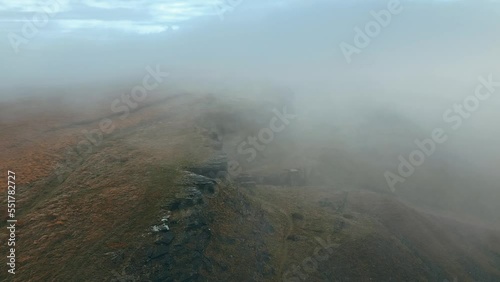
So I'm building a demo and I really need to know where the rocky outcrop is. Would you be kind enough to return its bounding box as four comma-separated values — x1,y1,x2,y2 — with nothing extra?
144,154,228,281
188,154,228,180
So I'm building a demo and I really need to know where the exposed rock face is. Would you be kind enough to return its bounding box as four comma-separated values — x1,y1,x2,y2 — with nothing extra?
144,154,228,281
155,232,174,245
181,172,218,194
188,153,228,180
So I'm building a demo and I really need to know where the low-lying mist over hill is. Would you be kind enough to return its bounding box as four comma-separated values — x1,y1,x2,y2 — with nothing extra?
1,0,500,281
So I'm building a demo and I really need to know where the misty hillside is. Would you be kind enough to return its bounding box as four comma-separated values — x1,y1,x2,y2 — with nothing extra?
2,0,500,281
2,90,500,282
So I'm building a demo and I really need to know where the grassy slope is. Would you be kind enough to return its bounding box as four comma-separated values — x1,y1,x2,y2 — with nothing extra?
2,92,500,281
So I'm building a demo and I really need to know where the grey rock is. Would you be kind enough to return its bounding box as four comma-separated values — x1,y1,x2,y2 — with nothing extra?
148,245,170,259
155,232,175,245
188,154,228,179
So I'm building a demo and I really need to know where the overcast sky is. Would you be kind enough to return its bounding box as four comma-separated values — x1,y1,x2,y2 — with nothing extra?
1,0,499,90
0,0,290,35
